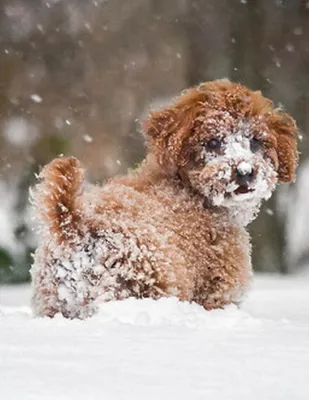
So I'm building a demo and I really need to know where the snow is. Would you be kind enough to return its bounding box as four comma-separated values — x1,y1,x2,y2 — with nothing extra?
1,275,309,400
236,160,252,175
30,94,43,103
3,117,38,147
82,134,93,143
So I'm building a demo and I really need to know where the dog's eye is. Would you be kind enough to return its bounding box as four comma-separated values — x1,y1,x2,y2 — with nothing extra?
206,138,222,151
250,137,261,153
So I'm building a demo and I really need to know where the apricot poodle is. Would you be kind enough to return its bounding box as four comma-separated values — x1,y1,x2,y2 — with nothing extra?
31,80,298,319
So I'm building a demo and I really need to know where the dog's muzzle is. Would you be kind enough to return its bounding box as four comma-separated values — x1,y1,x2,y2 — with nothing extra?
233,161,256,194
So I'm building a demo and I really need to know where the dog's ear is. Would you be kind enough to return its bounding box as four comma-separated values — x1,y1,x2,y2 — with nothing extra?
143,91,205,173
269,112,299,183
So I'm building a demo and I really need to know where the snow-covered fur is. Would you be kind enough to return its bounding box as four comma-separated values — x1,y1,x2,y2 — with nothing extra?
31,80,298,319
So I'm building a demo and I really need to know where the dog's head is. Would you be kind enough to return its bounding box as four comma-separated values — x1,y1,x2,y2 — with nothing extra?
144,80,298,221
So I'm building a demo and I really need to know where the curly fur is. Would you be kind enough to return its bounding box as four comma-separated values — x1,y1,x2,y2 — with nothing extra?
31,80,298,319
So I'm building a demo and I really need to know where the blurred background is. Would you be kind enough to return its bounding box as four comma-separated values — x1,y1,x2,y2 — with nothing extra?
0,0,308,283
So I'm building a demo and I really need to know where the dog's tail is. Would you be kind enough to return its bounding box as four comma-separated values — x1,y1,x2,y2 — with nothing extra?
31,157,84,244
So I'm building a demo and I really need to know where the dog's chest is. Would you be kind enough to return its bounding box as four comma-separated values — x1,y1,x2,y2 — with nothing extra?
171,207,250,273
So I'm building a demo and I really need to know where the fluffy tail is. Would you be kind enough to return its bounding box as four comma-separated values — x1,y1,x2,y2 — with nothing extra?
31,157,84,244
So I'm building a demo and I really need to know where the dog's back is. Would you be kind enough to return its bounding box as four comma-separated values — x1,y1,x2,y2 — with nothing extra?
31,157,196,318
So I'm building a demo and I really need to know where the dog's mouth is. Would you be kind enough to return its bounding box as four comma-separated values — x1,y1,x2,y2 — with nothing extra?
225,184,255,199
234,185,254,195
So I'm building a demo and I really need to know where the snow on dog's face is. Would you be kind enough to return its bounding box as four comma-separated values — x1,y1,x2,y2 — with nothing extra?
145,80,298,224
185,110,278,212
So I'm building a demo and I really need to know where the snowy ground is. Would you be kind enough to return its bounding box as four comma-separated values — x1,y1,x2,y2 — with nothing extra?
1,275,309,400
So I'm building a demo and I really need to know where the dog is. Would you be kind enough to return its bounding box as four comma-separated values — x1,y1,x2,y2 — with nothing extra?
31,80,298,319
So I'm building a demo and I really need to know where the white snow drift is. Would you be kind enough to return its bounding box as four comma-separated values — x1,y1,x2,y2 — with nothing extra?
1,275,309,400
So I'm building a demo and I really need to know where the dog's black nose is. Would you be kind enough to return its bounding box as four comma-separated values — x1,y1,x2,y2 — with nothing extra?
236,165,255,185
